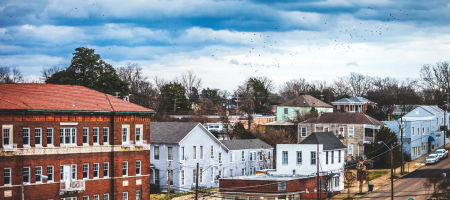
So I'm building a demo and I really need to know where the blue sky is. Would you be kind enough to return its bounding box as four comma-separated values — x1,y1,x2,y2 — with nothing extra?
1,0,449,90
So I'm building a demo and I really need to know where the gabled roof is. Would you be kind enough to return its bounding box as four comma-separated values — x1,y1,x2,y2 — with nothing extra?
332,96,374,104
300,132,346,150
302,112,385,126
221,139,273,150
150,122,200,144
401,105,444,121
0,83,154,113
280,95,332,108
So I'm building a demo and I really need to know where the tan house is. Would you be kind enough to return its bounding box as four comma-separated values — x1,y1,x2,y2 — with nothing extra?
298,112,385,161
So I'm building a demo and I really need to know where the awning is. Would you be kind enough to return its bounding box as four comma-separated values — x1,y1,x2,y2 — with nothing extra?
428,136,435,142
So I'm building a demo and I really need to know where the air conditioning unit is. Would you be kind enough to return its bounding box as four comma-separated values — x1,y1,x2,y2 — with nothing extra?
3,144,17,152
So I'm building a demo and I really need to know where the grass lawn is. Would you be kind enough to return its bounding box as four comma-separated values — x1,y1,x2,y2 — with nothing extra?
367,169,390,181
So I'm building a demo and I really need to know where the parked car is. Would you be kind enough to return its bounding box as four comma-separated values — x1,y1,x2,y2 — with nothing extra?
425,154,439,165
435,149,448,160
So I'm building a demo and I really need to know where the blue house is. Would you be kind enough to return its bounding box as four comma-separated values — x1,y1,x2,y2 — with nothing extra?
384,105,449,160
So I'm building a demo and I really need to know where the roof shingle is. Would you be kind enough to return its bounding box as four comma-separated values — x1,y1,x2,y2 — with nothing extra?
0,84,153,113
221,139,273,150
302,112,385,126
280,95,332,108
299,132,346,150
150,122,200,144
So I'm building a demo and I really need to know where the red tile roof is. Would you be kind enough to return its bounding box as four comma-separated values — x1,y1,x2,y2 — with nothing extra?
0,84,154,113
302,112,385,125
280,95,332,108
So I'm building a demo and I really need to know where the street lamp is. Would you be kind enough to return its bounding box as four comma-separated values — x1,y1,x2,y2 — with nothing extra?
378,141,394,200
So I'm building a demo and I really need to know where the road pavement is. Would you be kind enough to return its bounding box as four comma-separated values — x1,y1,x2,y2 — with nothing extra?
360,156,450,200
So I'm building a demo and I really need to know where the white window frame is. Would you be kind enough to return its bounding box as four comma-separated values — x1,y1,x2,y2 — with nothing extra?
181,146,185,160
154,146,160,160
60,127,77,146
193,146,197,159
35,166,42,183
338,126,344,136
135,124,143,143
23,167,30,184
71,164,77,180
200,145,204,159
210,145,214,159
83,163,89,179
2,125,13,147
103,127,109,145
47,166,54,182
93,194,99,200
4,168,11,186
122,161,128,177
121,125,130,145
348,144,354,156
230,152,234,163
219,152,222,163
23,128,30,147
348,126,354,137
103,162,109,178
282,151,288,165
199,168,203,183
210,168,214,182
301,127,307,137
83,196,89,200
296,151,302,165
123,192,128,200
35,128,42,147
168,146,173,161
93,127,99,145
46,128,54,146
104,193,109,200
311,151,316,165
82,127,89,145
241,151,245,161
93,163,99,179
136,160,141,176
181,170,185,186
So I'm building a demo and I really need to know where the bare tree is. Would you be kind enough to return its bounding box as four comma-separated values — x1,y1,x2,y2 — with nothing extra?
178,71,202,99
117,63,158,108
279,78,311,101
0,66,23,83
332,77,352,98
348,72,372,96
420,62,450,106
42,66,64,81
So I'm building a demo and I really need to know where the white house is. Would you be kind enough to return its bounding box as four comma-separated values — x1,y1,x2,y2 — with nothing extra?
275,132,346,192
150,122,273,193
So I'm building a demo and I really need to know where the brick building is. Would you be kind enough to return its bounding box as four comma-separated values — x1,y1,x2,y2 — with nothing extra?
0,84,154,200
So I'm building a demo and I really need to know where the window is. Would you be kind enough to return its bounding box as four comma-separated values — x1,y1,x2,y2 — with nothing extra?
241,168,245,175
136,160,141,175
230,169,234,177
83,127,89,144
168,170,173,185
230,152,234,162
35,166,42,183
193,146,197,159
135,125,142,142
122,161,128,176
136,190,142,200
60,166,64,181
278,182,286,191
71,165,77,180
311,151,316,165
348,144,354,156
83,196,89,200
326,151,329,165
210,145,214,158
181,170,185,185
93,127,99,144
2,126,12,147
348,126,354,137
301,127,307,137
210,168,214,182
200,168,203,183
338,126,344,136
200,146,203,159
335,176,340,187
250,152,254,161
60,128,77,145
47,166,54,182
4,168,11,185
23,128,30,146
258,152,263,161
104,193,109,200
46,128,53,146
122,192,128,200
83,164,89,179
122,125,129,144
93,195,99,200
154,146,160,160
103,127,109,144
338,150,341,163
241,151,245,161
181,146,185,160
23,167,30,184
411,127,415,136
168,147,173,160
35,128,42,146
331,151,334,164
93,163,99,179
282,151,288,165
103,162,109,177
296,151,302,165
284,108,288,114
219,152,222,163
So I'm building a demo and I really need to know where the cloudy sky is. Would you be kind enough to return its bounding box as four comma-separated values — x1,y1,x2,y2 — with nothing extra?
1,0,449,90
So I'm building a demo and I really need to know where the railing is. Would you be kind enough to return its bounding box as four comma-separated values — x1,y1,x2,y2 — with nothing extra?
60,180,85,194
2,144,17,152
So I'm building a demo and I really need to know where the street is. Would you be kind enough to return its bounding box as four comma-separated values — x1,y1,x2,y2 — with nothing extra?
361,156,450,200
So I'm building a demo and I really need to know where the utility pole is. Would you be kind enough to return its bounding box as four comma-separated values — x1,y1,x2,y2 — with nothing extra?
444,93,448,149
173,99,177,112
390,143,394,200
166,161,172,200
400,107,404,175
316,143,320,200
195,163,200,200
235,96,239,115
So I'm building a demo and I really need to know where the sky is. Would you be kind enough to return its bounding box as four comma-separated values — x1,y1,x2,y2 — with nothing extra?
0,0,449,91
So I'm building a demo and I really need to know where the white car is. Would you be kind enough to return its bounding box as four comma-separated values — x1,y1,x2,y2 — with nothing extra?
435,149,448,160
426,154,439,165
